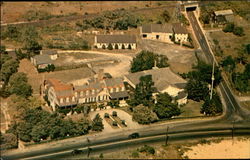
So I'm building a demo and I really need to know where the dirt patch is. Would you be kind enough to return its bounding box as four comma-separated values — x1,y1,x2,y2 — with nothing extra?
183,138,250,159
1,1,175,23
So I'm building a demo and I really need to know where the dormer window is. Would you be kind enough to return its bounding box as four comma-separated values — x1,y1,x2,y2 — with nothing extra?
72,97,75,102
92,89,95,94
86,90,89,95
66,97,69,103
75,92,78,97
80,91,83,96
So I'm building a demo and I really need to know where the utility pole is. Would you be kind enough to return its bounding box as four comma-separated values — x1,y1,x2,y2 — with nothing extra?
232,119,235,145
210,59,215,100
165,126,169,146
86,137,91,157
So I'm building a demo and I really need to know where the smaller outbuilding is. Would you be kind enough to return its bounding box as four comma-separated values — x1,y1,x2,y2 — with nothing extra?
214,9,234,24
40,50,58,60
94,34,136,49
172,23,189,43
31,54,53,69
140,24,173,43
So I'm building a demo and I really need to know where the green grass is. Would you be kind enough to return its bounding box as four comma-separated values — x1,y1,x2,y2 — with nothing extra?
240,101,250,111
179,100,204,118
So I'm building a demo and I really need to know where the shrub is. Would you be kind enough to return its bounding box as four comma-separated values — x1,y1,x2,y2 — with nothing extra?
115,44,119,49
223,23,235,32
131,151,139,158
107,43,113,50
233,26,244,36
122,44,125,49
138,145,155,155
128,44,132,49
102,45,106,49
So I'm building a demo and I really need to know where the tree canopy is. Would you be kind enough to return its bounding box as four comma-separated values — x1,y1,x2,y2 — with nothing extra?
153,93,181,119
201,93,222,116
127,75,155,107
132,104,158,124
8,72,32,98
130,50,169,73
185,79,209,102
92,113,104,131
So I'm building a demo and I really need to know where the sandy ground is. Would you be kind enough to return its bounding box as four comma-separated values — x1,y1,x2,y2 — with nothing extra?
183,138,250,159
58,50,133,78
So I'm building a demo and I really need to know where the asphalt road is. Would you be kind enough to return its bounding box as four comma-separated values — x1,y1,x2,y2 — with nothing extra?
2,11,250,160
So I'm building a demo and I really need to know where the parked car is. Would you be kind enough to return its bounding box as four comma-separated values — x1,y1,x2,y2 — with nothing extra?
71,149,83,155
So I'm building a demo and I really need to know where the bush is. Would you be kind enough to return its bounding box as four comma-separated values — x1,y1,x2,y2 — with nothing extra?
128,44,132,49
122,44,125,49
115,44,119,49
102,45,106,49
223,23,235,32
131,151,139,158
233,26,244,36
138,145,155,155
107,43,113,50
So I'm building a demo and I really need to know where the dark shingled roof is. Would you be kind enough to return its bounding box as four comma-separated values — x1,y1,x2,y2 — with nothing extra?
142,24,173,33
110,91,129,99
124,67,187,92
42,50,57,55
104,77,124,87
34,55,52,65
96,35,136,43
172,23,188,34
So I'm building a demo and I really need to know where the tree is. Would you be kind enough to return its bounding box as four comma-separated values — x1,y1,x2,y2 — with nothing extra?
102,45,106,49
92,113,104,131
128,44,132,49
8,72,32,98
0,59,19,83
161,10,170,22
4,25,21,40
188,60,222,87
185,79,209,102
127,75,155,107
0,45,7,54
221,56,236,72
232,72,249,92
223,23,235,32
153,93,181,119
15,48,26,60
115,44,119,49
244,63,250,79
201,93,222,116
107,100,119,108
24,39,42,56
122,44,125,49
245,44,250,54
112,111,117,117
132,104,158,124
130,50,168,73
22,26,39,42
107,43,113,50
236,48,248,65
233,26,244,36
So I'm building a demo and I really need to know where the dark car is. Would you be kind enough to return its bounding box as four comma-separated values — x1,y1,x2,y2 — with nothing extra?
71,149,83,155
128,132,140,139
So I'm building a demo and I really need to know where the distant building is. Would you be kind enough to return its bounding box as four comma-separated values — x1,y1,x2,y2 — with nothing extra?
124,67,188,105
31,54,53,69
172,23,189,43
40,50,58,60
94,35,137,49
140,24,173,43
214,9,234,24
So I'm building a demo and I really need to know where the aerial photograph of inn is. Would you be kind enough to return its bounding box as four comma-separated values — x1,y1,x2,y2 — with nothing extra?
1,1,250,159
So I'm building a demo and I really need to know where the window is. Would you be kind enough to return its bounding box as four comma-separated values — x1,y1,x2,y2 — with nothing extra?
60,98,63,103
142,34,147,38
80,91,83,96
92,89,95,94
86,90,89,95
121,86,125,91
156,35,160,39
75,92,78,97
66,97,69,103
110,88,113,93
72,97,75,102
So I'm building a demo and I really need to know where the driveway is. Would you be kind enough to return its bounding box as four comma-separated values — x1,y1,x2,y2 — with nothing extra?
89,108,143,133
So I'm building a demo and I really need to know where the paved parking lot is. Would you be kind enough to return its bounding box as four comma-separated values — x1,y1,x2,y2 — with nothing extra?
89,108,143,133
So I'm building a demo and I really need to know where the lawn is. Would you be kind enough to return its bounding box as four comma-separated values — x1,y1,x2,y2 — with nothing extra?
240,101,250,112
179,100,204,118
